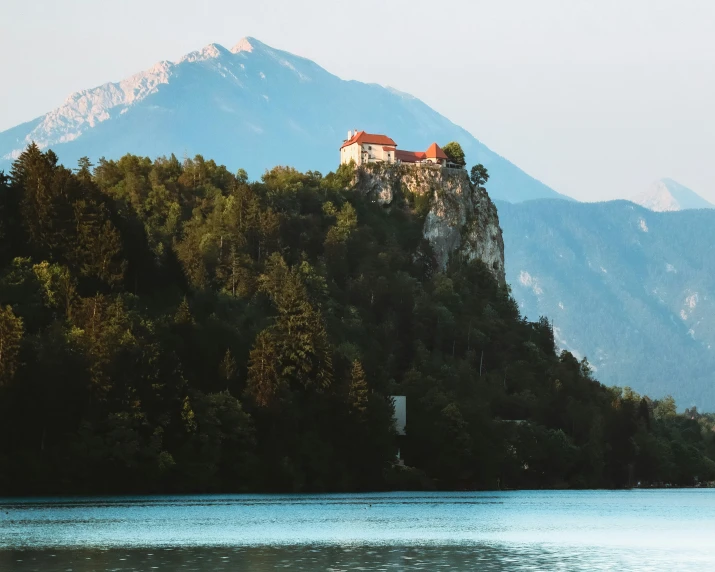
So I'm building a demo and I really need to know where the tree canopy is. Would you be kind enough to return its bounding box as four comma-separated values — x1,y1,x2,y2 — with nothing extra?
470,164,489,190
442,142,466,168
0,146,712,494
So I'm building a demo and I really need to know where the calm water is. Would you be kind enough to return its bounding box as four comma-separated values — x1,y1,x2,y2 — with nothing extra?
1,490,714,571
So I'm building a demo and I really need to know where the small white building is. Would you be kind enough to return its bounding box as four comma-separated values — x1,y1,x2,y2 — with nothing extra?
340,130,397,165
340,131,449,167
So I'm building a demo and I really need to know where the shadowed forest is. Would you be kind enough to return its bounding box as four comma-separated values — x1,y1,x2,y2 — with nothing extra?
0,145,713,494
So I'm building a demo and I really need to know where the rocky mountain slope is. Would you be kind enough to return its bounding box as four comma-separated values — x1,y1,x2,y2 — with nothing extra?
631,178,714,212
354,164,505,283
0,38,566,203
498,198,715,409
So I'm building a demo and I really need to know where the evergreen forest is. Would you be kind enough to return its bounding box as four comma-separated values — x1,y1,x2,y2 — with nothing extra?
0,145,713,494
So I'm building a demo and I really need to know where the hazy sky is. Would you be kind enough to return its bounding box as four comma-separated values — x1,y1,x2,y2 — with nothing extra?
2,0,714,202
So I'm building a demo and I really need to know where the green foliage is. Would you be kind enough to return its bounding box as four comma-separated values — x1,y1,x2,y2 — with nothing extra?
32,261,77,318
10,147,126,290
654,396,677,420
0,145,711,494
0,305,23,385
349,359,369,416
248,254,333,406
442,142,466,168
324,160,356,191
177,391,255,490
470,164,489,190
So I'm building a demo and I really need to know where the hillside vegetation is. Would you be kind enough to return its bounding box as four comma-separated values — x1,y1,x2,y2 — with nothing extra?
0,146,713,494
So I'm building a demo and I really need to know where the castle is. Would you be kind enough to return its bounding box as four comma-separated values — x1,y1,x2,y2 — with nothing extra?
340,131,451,167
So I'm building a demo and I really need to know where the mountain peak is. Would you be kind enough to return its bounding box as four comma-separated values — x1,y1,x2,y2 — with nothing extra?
631,178,714,212
180,42,231,63
231,37,256,54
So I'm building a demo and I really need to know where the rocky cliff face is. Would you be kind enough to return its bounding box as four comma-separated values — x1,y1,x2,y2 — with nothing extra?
355,164,505,284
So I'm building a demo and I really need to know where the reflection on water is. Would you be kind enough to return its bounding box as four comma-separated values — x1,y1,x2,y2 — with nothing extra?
2,545,714,572
1,491,714,571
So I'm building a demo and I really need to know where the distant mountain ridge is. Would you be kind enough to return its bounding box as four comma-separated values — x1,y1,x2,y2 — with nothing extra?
631,178,714,212
0,37,567,203
498,198,715,409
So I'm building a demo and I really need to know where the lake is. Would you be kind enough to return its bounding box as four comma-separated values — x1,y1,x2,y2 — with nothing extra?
1,490,713,570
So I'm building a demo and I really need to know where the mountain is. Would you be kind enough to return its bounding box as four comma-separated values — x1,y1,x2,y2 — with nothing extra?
0,37,567,203
631,178,714,212
498,198,715,410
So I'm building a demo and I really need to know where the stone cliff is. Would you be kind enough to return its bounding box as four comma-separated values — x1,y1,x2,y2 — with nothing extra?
354,164,506,285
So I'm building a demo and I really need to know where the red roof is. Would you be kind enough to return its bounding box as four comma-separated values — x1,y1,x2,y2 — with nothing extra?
425,143,448,160
340,131,397,149
395,150,427,163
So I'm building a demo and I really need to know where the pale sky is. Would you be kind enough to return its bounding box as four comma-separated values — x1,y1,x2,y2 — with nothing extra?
1,0,714,202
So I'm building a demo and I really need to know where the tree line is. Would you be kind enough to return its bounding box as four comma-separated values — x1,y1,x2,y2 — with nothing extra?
0,144,713,494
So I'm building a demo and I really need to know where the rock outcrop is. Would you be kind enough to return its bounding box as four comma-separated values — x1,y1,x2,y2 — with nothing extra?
354,164,505,285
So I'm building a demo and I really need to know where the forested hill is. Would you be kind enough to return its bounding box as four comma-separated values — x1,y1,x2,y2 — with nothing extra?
0,146,713,494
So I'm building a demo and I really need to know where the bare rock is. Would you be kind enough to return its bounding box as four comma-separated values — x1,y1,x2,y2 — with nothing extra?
354,164,505,285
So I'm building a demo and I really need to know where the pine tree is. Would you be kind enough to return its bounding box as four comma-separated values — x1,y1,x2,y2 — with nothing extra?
72,200,126,287
11,143,58,255
260,255,333,392
349,359,368,416
469,164,489,190
174,296,194,325
247,330,281,406
219,348,237,390
76,157,94,180
0,305,24,386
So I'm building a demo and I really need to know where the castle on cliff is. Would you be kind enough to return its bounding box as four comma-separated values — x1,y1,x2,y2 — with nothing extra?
340,131,451,167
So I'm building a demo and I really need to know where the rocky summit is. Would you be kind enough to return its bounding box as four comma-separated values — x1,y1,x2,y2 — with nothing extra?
631,178,714,212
